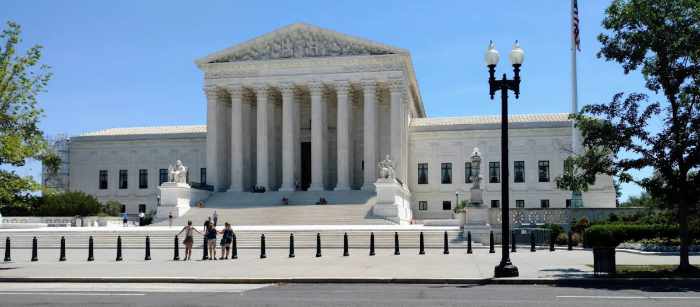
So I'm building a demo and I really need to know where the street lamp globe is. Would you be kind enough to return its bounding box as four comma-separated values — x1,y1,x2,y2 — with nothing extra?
484,41,500,66
508,40,524,66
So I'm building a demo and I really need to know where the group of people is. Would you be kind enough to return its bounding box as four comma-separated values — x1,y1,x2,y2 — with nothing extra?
176,211,234,261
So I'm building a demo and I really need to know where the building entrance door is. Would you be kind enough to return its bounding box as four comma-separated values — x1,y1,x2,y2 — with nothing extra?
301,142,311,190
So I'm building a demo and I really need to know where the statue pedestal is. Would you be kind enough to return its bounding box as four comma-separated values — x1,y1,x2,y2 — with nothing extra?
373,178,412,225
157,182,192,219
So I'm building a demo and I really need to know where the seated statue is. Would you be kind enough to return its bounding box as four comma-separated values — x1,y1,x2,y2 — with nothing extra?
378,155,395,179
168,160,188,184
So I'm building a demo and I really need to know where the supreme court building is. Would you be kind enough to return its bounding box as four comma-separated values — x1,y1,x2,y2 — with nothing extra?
44,23,617,218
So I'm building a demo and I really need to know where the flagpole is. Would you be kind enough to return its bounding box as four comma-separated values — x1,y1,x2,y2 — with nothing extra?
571,0,580,155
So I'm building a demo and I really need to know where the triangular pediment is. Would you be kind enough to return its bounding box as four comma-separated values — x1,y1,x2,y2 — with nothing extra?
197,23,407,64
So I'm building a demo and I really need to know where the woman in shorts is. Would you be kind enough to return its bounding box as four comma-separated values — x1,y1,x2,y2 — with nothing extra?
219,222,234,259
206,222,218,260
177,220,201,261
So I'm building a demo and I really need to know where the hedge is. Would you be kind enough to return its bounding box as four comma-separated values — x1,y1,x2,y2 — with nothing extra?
584,224,681,247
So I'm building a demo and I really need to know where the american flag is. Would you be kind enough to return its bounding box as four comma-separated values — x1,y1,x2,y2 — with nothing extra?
572,0,581,51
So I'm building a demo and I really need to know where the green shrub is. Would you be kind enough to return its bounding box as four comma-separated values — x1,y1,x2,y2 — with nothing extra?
541,224,564,240
34,191,102,216
102,200,122,216
584,224,680,248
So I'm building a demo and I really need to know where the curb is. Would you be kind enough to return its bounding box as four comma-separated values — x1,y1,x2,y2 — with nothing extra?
1,277,699,286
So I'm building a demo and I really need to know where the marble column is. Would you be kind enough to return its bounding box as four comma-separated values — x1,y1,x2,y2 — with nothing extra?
255,85,270,190
227,85,244,192
308,82,325,191
279,83,296,191
361,80,377,190
334,81,351,190
389,79,403,182
205,87,222,191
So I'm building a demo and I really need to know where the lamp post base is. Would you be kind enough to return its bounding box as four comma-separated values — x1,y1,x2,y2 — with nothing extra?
494,262,519,278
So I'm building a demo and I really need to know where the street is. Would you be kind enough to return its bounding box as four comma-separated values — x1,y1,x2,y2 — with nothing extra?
1,283,699,306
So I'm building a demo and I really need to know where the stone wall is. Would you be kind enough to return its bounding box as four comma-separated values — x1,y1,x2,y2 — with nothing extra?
487,207,646,226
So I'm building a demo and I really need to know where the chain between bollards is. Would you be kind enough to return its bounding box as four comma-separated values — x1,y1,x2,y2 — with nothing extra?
115,236,123,261
530,231,536,252
343,233,349,257
489,231,495,253
31,236,38,262
87,236,94,262
443,231,449,254
3,237,11,262
231,232,238,259
173,235,180,261
145,235,151,261
289,233,295,258
467,231,472,254
260,234,267,259
369,232,375,256
59,236,66,261
419,232,425,255
315,233,322,258
393,232,400,255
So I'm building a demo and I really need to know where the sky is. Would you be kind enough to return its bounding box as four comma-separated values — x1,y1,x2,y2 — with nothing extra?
2,0,651,201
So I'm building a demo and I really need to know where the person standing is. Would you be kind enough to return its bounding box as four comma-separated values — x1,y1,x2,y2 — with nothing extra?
205,223,217,260
122,211,128,227
219,222,233,260
177,220,201,261
138,211,145,226
212,210,219,227
168,212,173,228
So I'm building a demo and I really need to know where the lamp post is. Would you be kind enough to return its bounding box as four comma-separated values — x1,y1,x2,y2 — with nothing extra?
485,40,524,278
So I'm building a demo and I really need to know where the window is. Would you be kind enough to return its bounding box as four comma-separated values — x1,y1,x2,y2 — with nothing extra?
159,169,168,185
200,168,207,185
98,170,108,190
540,199,550,208
139,169,148,189
514,161,525,183
119,170,128,189
417,163,428,184
566,199,572,208
418,201,428,211
491,200,500,208
489,162,500,183
516,200,525,208
465,162,473,183
538,160,550,182
442,201,452,210
138,204,146,213
441,163,452,184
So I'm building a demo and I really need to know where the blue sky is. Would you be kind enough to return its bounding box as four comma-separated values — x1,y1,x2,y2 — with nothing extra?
3,0,650,200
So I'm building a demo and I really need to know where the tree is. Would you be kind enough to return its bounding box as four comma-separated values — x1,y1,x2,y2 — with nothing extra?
620,192,656,208
555,156,596,207
573,0,700,272
0,21,58,210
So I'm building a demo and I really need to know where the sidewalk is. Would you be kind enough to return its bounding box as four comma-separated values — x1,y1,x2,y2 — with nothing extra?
2,247,698,283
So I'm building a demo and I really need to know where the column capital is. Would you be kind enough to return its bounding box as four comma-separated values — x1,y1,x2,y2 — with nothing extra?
224,84,244,97
254,84,272,96
203,86,224,99
308,81,324,96
334,80,351,95
388,79,405,93
279,82,296,97
361,80,377,91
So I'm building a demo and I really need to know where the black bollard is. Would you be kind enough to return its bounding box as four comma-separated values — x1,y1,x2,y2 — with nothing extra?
467,231,473,254
59,236,66,261
260,234,267,259
511,230,517,253
343,233,349,257
567,231,573,251
145,236,151,261
87,236,94,262
549,231,556,252
4,237,11,262
443,231,449,255
202,235,208,260
231,233,238,259
530,231,536,252
369,232,375,256
418,232,425,255
394,232,400,255
173,235,180,261
315,233,322,258
489,231,495,253
115,236,123,261
31,236,38,262
289,233,295,258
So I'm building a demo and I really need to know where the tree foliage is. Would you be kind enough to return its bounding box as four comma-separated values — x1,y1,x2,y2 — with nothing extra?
573,0,700,271
0,21,58,208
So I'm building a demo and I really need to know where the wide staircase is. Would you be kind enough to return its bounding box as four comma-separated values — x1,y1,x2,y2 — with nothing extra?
162,190,393,226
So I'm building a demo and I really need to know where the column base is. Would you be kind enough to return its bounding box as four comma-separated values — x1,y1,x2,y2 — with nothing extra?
494,262,519,278
333,184,350,191
361,184,376,191
278,185,295,192
308,183,324,191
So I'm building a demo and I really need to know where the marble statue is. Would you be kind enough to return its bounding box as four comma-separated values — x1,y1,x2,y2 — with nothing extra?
168,160,188,184
470,147,483,190
378,155,395,179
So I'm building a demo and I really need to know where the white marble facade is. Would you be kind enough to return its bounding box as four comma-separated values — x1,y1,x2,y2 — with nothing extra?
46,23,616,215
